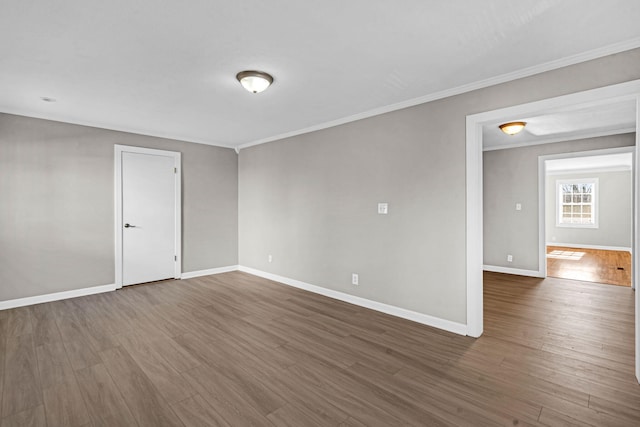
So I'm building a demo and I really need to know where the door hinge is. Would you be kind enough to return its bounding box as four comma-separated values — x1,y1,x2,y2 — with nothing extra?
174,255,177,261
174,167,177,173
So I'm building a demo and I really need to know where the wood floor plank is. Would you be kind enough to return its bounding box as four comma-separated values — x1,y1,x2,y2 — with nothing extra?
142,335,202,373
170,394,231,427
286,361,429,426
1,270,639,426
338,417,369,427
29,304,62,346
266,402,341,427
0,405,46,427
182,368,276,426
36,342,75,389
74,363,138,427
99,346,183,427
5,308,32,338
62,337,103,371
547,246,631,287
55,309,119,354
1,334,42,418
42,380,91,427
184,361,286,417
588,394,640,425
116,331,196,404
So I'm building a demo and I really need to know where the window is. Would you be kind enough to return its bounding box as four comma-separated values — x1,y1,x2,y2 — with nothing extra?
556,178,598,228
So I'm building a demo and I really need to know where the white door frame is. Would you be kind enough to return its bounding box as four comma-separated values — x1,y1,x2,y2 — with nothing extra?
538,146,635,282
465,79,640,382
115,145,182,288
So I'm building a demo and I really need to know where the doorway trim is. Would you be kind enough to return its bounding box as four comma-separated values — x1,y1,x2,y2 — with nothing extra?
114,145,182,288
465,79,640,382
538,146,635,286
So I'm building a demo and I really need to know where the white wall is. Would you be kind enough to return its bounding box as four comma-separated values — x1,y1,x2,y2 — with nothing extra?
240,48,640,327
546,169,632,249
0,114,239,302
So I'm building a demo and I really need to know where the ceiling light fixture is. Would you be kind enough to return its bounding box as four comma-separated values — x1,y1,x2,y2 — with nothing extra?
236,70,273,94
499,121,526,135
40,96,56,103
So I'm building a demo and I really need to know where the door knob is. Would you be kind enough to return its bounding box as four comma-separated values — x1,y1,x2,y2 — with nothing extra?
124,223,136,228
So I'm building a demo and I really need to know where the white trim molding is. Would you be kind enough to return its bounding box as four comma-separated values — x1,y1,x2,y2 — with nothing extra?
238,266,468,336
0,284,116,310
181,265,239,279
483,265,545,278
547,243,632,253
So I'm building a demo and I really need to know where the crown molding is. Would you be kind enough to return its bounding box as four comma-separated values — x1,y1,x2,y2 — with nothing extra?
0,109,236,150
238,38,640,150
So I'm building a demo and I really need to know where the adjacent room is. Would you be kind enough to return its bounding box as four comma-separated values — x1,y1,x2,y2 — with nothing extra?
2,1,640,426
545,152,633,287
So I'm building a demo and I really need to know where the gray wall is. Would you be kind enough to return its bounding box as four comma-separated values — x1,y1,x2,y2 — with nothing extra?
545,169,632,248
484,134,634,271
239,48,640,325
0,114,238,301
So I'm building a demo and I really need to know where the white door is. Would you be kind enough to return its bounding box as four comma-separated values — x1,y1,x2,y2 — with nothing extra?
116,146,181,287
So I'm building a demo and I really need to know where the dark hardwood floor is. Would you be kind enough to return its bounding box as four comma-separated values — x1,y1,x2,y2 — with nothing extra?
0,271,638,426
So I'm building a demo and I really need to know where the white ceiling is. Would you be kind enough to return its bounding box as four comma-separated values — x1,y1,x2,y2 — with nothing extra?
1,1,640,148
482,100,637,150
546,152,632,174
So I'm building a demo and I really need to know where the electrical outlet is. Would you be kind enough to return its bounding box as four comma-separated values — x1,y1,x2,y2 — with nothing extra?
515,203,522,211
352,273,359,285
268,254,272,263
377,203,388,215
507,254,513,262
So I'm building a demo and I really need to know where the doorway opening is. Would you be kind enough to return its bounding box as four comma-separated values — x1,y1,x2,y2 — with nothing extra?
466,79,640,382
543,149,633,287
115,145,182,288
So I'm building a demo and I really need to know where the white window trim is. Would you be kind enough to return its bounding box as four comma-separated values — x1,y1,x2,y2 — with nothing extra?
556,178,598,229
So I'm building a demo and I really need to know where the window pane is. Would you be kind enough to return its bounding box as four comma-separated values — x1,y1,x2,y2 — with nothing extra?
557,181,596,226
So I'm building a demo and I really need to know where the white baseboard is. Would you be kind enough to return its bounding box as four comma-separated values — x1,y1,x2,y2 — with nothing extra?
547,243,632,253
181,265,239,279
483,265,545,278
0,284,116,310
237,266,468,336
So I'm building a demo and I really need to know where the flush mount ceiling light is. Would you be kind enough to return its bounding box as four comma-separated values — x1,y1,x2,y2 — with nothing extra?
499,121,526,135
236,70,273,94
